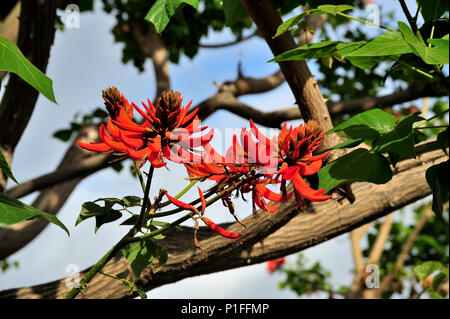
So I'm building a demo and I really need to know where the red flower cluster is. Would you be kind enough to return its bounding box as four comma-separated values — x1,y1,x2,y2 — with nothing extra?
78,88,332,239
266,257,286,273
77,87,213,168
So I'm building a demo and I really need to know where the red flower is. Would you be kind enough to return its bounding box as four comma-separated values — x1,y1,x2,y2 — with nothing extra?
266,257,286,273
276,120,332,207
77,87,213,167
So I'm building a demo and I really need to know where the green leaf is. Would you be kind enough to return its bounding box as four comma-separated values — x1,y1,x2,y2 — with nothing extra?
122,240,157,279
0,193,69,235
432,272,448,292
121,196,142,207
348,56,384,70
0,36,56,103
273,6,354,38
347,31,413,57
223,0,250,27
273,12,310,38
335,41,367,57
0,149,18,184
322,138,364,152
145,0,199,34
75,200,123,232
426,161,449,222
398,21,449,65
316,4,354,15
326,108,397,140
53,129,74,142
372,112,424,158
414,261,444,283
317,149,393,193
269,41,341,62
421,0,449,21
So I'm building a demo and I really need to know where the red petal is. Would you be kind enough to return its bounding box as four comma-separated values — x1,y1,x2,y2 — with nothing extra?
127,147,149,160
77,141,110,152
198,186,206,214
165,192,195,211
308,151,330,162
292,174,331,202
120,131,144,149
298,160,323,175
278,165,300,180
99,124,128,152
255,184,292,202
201,217,242,238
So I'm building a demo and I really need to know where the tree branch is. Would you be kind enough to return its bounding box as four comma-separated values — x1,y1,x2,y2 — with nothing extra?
0,126,108,260
199,30,257,48
0,0,57,191
240,0,334,147
0,142,444,299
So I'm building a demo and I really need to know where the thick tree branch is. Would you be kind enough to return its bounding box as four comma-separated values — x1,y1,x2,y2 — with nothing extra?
240,0,334,146
0,2,20,80
0,0,57,191
0,142,445,299
0,126,107,260
128,22,170,100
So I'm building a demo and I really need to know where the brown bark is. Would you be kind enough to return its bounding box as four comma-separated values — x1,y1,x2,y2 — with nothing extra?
0,0,57,191
0,143,444,299
240,0,333,144
0,2,20,80
0,126,105,260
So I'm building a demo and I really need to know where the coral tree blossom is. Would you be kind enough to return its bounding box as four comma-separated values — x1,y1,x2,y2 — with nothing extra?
78,87,332,239
77,87,213,167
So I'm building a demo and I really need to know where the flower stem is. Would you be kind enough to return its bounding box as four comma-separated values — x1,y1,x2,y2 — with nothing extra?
137,165,155,228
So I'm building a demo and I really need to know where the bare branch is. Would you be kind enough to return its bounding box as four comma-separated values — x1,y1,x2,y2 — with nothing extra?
0,141,444,299
199,31,257,48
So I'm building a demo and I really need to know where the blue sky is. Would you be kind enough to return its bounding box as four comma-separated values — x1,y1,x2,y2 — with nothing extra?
0,0,441,298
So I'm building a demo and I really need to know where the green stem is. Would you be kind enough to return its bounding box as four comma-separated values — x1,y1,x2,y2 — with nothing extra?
415,125,448,130
393,58,434,79
65,165,156,299
137,165,154,228
64,228,134,299
337,12,395,32
131,179,245,244
413,109,450,129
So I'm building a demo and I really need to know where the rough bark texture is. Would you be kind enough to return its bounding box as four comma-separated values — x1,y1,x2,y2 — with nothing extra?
240,0,333,144
0,0,57,191
0,144,444,299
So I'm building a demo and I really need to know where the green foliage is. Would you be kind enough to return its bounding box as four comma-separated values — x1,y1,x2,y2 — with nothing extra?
122,239,168,279
0,36,56,103
0,193,69,235
0,148,18,184
223,0,251,27
278,253,334,297
75,196,142,232
318,109,423,193
273,4,354,38
318,149,392,193
420,0,449,22
53,108,109,142
145,0,199,34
